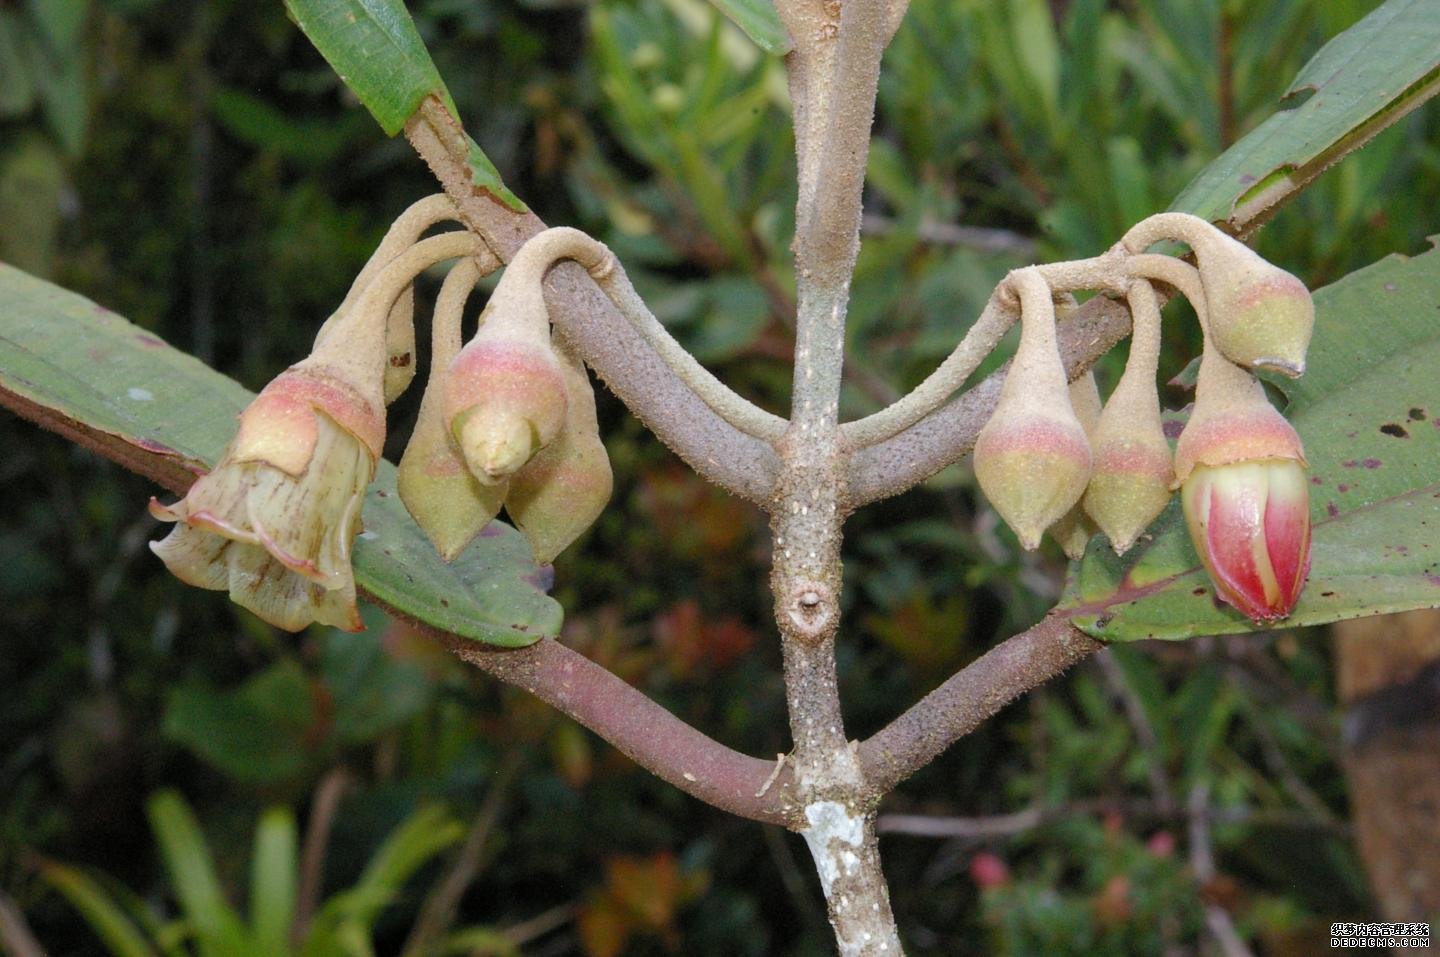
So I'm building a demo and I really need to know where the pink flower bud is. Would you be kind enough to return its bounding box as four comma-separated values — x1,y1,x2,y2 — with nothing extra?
975,271,1091,550
969,852,1010,889
398,257,505,561
1176,344,1310,621
443,284,567,486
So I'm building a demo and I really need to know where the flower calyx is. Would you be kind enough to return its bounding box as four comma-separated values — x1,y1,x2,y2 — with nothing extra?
975,269,1092,551
1082,280,1176,555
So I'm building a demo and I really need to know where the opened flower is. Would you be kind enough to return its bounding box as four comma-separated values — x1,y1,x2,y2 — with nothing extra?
149,369,383,631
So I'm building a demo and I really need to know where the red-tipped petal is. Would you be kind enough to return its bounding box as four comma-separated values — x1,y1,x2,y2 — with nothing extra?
1202,471,1275,619
1262,463,1311,613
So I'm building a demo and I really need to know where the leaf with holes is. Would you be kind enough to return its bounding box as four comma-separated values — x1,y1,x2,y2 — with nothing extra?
1172,0,1440,230
0,263,561,646
1057,242,1440,640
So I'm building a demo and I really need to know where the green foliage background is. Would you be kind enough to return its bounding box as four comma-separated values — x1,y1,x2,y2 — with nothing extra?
2,0,1438,953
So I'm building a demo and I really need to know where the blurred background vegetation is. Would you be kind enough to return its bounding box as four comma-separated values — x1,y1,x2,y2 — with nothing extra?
2,0,1439,953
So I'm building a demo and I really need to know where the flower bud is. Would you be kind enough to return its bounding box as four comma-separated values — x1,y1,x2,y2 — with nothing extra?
504,345,613,564
1083,281,1175,554
975,270,1091,550
444,340,566,484
1182,459,1310,621
443,253,568,486
398,257,505,561
1050,371,1101,560
1176,342,1310,621
1195,234,1313,377
1124,213,1311,376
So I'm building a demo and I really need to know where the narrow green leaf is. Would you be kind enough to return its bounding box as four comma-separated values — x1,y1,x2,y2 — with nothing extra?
250,808,299,957
304,805,463,941
463,132,528,212
1058,242,1440,639
145,791,255,957
701,0,792,55
352,805,465,902
1173,0,1440,227
0,264,563,645
282,0,455,136
439,927,522,957
41,861,160,957
284,2,528,214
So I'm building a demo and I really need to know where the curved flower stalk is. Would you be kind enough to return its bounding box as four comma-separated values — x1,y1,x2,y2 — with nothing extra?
1123,212,1313,376
149,230,485,631
316,194,463,404
397,254,506,561
1083,280,1176,554
973,269,1092,550
1176,334,1311,622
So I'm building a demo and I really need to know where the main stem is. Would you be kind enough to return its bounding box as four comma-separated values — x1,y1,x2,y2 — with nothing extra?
773,0,904,952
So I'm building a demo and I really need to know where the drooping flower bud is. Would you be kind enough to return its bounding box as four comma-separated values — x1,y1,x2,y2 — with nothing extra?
1123,213,1312,376
975,269,1092,550
1176,339,1310,621
1194,233,1313,377
443,239,568,486
398,256,506,561
504,342,613,564
1049,371,1101,560
1083,281,1175,554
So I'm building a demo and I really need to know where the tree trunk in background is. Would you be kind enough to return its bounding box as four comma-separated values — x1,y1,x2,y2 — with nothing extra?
1335,609,1440,926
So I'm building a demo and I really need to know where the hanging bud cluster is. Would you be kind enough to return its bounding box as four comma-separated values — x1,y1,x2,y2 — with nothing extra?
401,229,613,565
974,219,1315,622
149,196,614,631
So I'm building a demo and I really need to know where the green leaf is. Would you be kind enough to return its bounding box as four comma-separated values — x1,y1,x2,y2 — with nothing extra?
323,614,433,746
284,1,527,213
0,263,562,646
41,861,160,957
146,791,255,957
164,662,317,785
700,0,792,55
210,86,368,169
463,131,528,213
1057,242,1440,640
1172,0,1440,228
250,808,299,957
282,0,455,136
303,805,463,946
